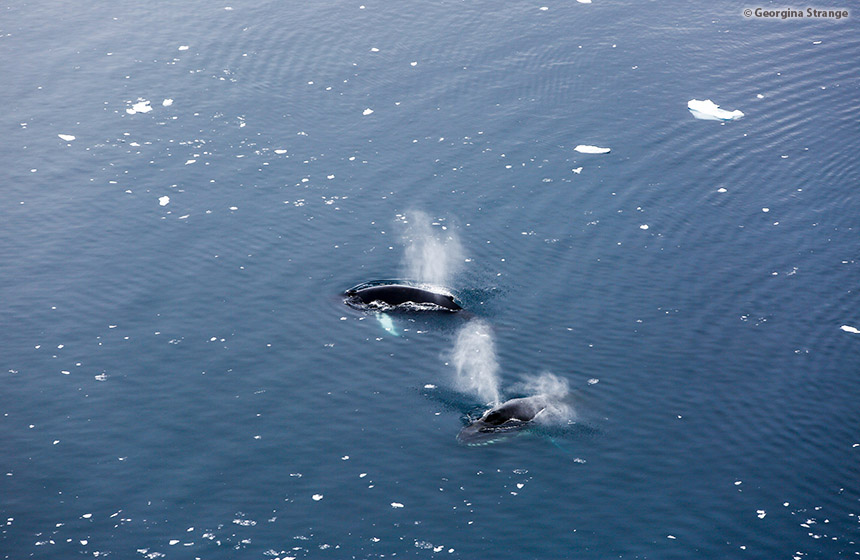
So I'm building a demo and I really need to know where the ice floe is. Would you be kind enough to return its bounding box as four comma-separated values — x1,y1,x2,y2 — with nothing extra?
159,196,170,206
840,325,860,334
126,100,153,115
574,145,610,154
687,99,744,121
58,134,76,142
162,99,174,107
362,108,374,116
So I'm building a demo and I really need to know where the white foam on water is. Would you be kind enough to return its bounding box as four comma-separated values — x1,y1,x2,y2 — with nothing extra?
688,99,744,121
58,134,76,141
574,144,610,154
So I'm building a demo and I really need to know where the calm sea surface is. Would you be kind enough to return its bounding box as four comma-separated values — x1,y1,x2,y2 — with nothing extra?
2,1,859,558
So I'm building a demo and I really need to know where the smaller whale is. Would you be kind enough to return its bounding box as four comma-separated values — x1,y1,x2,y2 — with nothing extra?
345,282,461,311
457,396,547,445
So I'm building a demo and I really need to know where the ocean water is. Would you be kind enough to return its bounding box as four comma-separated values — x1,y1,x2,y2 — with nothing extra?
2,0,859,558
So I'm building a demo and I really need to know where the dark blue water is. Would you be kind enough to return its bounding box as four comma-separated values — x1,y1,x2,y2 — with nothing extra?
3,0,859,558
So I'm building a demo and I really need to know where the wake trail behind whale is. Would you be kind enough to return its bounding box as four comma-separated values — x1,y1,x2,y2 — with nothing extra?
399,210,463,287
451,319,501,405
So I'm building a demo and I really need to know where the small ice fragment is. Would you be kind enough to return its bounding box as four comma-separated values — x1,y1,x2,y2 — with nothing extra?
342,455,349,460
424,384,436,389
762,208,770,212
840,325,860,334
178,45,189,51
82,513,92,519
362,108,374,116
717,187,727,193
162,99,173,107
587,378,599,385
58,134,76,142
667,535,675,539
391,502,404,508
127,100,152,114
577,0,592,3
370,47,379,52
184,159,196,165
572,167,582,174
640,224,649,230
812,40,822,45
687,99,744,121
159,196,170,206
540,6,548,10
734,480,742,485
312,494,323,501
410,61,418,66
81,540,88,545
757,510,766,519
274,149,287,154
756,93,764,99
574,145,610,154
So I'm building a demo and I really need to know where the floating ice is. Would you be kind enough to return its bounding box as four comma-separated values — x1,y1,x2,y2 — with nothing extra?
840,325,860,334
126,100,152,114
162,99,173,107
58,134,76,141
274,149,287,154
687,99,744,121
391,502,404,508
362,108,374,116
757,509,767,519
312,494,323,501
572,167,582,174
577,0,592,3
178,45,189,51
159,196,170,206
574,145,610,154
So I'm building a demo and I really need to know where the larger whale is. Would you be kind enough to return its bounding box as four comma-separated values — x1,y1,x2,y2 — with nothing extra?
345,283,461,311
457,396,547,445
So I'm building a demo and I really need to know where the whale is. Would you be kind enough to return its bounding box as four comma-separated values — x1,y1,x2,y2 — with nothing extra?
345,282,461,311
457,396,547,445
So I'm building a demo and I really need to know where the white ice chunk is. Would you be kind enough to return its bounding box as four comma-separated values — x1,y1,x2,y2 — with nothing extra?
572,167,583,174
312,494,323,501
688,99,744,121
577,0,592,3
159,196,170,206
391,502,404,508
362,108,374,116
274,149,287,154
58,134,76,142
840,325,860,334
574,145,610,154
126,100,152,115
178,45,189,51
162,99,174,107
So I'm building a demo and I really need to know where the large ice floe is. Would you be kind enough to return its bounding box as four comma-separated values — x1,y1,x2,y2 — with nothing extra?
688,99,744,121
